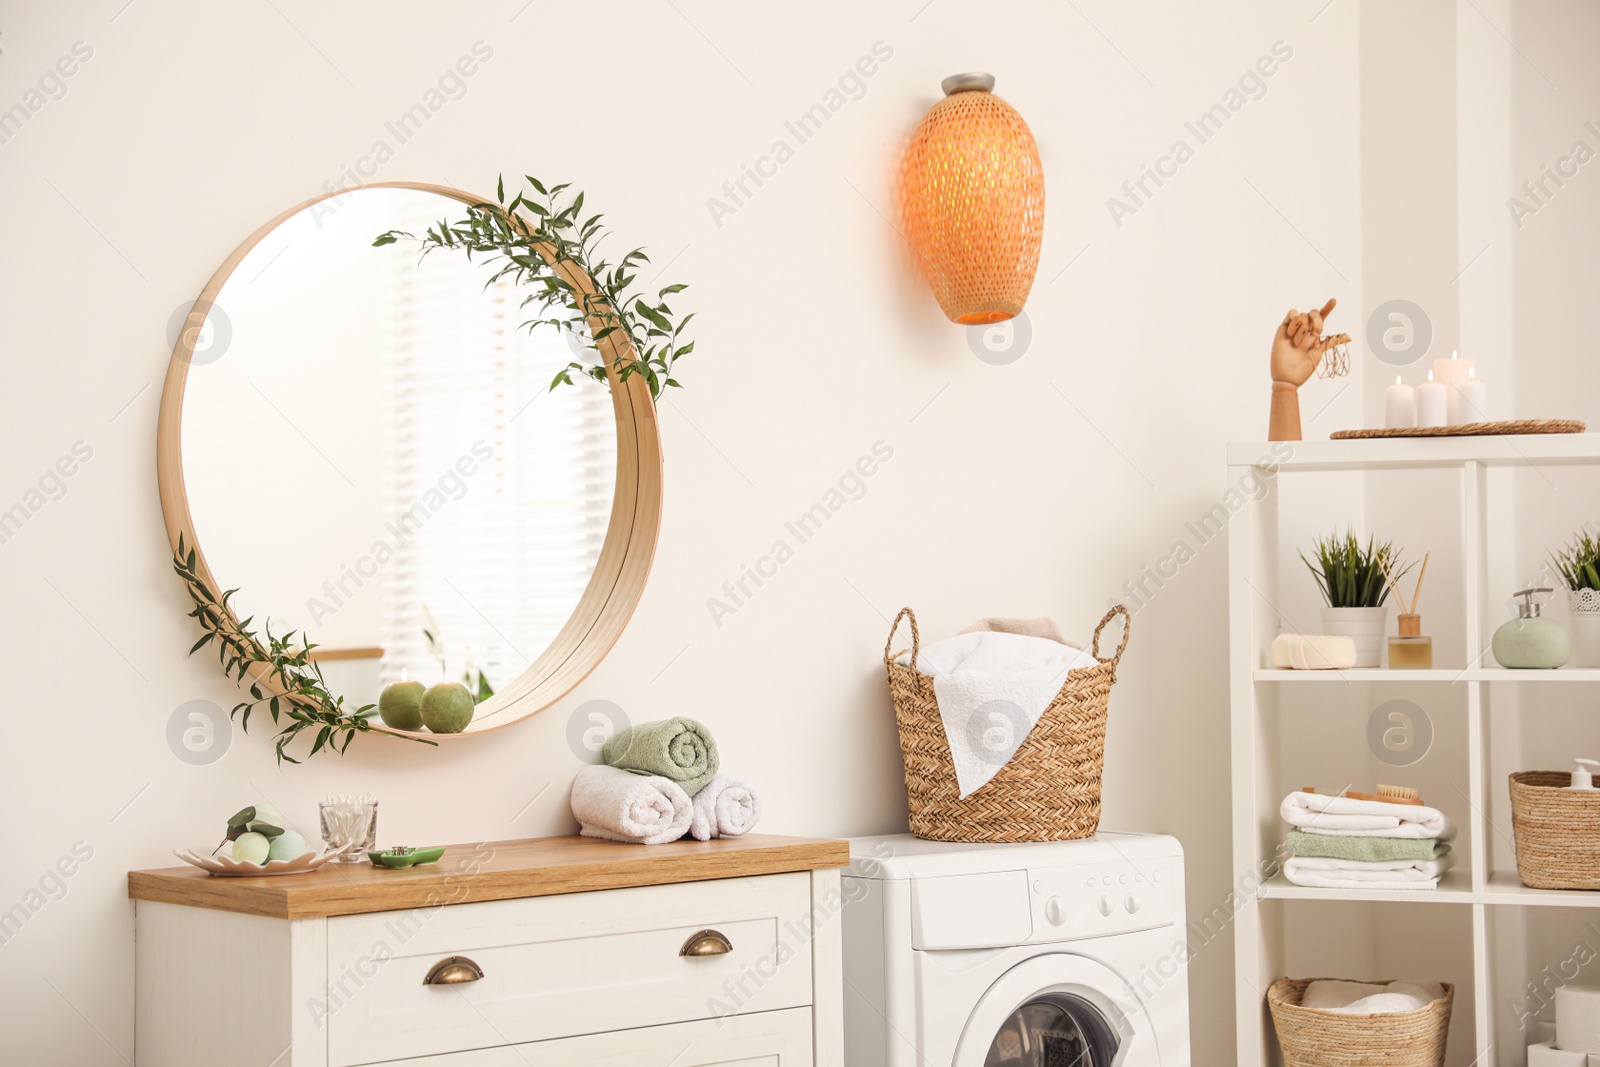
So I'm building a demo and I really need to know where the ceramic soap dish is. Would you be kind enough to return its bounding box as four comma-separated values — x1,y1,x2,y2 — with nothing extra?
173,847,345,877
368,846,446,869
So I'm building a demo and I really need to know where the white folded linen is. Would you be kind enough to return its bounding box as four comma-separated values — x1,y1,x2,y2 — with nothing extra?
1284,853,1455,889
570,764,692,845
688,773,761,841
896,631,1098,798
1301,979,1445,1015
1281,791,1456,841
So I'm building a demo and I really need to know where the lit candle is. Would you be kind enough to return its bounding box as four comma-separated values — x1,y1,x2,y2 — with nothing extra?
1384,375,1416,429
1458,366,1488,423
1433,350,1475,424
1416,370,1448,428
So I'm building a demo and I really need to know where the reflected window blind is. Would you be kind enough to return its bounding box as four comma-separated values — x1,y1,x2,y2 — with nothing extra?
379,201,618,693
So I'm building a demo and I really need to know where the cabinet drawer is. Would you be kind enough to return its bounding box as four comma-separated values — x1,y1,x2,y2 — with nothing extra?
325,873,813,1066
376,1007,814,1065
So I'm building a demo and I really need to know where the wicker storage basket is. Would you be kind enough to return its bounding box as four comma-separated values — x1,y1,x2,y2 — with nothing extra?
1510,771,1600,889
1267,977,1453,1067
883,605,1129,843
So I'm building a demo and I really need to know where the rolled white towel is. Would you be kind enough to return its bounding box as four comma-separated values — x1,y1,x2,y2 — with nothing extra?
1281,791,1456,840
571,764,691,845
689,773,762,841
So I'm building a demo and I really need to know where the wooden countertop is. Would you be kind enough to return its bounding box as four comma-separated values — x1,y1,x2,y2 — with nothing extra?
128,834,849,920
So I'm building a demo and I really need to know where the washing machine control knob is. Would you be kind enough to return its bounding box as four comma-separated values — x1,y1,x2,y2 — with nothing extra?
1045,896,1069,925
1097,896,1114,917
1125,894,1141,913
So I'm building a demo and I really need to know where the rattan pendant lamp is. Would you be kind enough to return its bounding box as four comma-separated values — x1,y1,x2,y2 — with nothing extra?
900,73,1045,325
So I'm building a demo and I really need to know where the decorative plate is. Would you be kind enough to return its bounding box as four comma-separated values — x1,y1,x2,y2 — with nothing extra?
173,846,344,877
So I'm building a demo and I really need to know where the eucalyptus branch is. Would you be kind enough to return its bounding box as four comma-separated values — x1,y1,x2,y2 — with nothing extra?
172,534,436,763
373,175,693,400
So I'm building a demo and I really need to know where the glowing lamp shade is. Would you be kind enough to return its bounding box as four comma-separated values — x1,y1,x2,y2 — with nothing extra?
899,73,1044,326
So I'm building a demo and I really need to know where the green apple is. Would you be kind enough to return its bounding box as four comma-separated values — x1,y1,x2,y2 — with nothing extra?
421,682,474,734
267,830,307,862
378,680,427,730
232,832,271,865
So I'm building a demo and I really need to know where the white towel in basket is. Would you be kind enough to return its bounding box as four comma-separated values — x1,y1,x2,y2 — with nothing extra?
897,631,1098,799
1301,979,1445,1015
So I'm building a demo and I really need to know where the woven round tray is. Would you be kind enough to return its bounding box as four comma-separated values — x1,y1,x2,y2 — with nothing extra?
1331,419,1584,439
1509,771,1600,889
1268,977,1453,1067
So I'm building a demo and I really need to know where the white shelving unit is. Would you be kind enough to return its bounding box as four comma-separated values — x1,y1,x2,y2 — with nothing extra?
1227,434,1600,1067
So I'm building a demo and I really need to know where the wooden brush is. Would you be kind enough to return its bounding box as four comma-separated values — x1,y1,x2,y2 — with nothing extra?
1375,783,1422,805
1303,784,1424,806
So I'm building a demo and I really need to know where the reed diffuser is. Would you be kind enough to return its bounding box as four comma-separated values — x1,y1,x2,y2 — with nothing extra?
1381,551,1432,668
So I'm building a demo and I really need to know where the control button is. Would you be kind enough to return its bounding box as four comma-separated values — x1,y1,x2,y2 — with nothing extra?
1085,877,1095,888
1045,897,1068,925
1119,874,1129,885
1153,870,1163,883
1135,873,1145,883
1125,895,1141,913
1098,896,1114,917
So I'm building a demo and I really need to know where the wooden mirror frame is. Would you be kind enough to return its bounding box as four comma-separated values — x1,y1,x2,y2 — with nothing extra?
156,181,663,742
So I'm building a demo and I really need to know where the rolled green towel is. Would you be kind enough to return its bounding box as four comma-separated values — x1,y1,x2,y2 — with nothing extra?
603,718,720,796
1286,829,1450,863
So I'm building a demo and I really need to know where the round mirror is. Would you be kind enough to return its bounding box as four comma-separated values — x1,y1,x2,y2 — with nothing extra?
158,183,662,741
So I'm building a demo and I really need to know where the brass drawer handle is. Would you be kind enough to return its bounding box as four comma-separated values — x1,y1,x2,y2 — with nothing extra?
679,929,733,957
423,956,485,985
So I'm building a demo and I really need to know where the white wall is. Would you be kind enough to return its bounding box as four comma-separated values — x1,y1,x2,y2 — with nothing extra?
0,3,1363,1063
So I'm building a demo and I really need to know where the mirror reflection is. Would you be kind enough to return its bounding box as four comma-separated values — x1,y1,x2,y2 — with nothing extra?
180,188,619,720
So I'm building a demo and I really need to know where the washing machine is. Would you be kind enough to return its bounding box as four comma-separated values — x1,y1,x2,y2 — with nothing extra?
842,833,1190,1067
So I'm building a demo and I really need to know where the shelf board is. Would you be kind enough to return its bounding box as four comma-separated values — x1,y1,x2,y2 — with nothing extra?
1483,872,1600,907
1254,667,1600,683
1259,870,1475,903
1227,434,1600,472
1260,872,1600,907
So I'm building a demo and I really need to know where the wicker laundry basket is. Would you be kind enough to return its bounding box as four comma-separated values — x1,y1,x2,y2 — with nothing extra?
883,605,1129,843
1267,977,1453,1067
1510,771,1600,889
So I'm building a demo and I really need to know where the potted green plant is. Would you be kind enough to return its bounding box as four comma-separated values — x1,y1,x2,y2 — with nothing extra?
1301,531,1409,667
1551,528,1600,667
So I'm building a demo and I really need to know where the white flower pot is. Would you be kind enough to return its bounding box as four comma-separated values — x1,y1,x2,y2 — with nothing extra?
1569,591,1600,668
1320,606,1388,668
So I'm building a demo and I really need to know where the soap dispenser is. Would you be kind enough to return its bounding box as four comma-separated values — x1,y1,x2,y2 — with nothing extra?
1491,588,1572,669
1569,759,1600,790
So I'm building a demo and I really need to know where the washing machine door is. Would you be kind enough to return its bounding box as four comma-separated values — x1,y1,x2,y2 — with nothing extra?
953,954,1159,1067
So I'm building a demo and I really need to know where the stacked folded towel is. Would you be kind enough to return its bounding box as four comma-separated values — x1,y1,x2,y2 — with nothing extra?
571,717,763,844
1280,792,1456,890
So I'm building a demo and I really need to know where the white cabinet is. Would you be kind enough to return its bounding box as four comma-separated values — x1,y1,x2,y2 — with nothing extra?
378,1009,815,1066
131,834,848,1066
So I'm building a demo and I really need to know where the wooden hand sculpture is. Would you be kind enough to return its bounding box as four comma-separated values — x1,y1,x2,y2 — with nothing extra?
1269,298,1352,441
